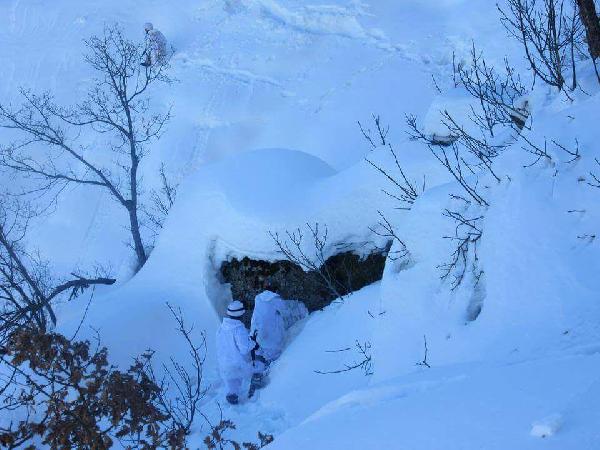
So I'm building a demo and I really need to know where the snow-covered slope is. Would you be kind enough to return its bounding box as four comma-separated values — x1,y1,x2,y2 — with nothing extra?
0,0,474,276
57,147,395,366
2,0,600,448
268,85,600,448
0,0,460,362
271,354,600,449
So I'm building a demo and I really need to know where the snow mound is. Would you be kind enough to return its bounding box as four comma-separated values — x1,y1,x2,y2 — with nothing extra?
57,147,394,366
157,147,392,265
372,90,600,382
531,414,562,438
239,0,377,41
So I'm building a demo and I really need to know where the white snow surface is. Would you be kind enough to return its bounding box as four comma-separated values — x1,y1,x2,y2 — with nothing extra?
1,0,600,449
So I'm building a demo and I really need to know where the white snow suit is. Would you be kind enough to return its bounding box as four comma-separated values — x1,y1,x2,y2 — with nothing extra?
216,317,255,396
144,28,168,66
250,291,286,362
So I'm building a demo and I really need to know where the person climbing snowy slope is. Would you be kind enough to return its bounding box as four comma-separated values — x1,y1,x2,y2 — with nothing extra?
216,301,256,405
142,22,168,67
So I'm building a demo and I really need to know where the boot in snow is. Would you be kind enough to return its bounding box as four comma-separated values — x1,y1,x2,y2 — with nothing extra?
248,372,267,398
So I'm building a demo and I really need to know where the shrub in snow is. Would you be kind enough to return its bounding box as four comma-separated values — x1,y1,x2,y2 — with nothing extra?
0,310,272,449
204,419,273,450
0,328,184,448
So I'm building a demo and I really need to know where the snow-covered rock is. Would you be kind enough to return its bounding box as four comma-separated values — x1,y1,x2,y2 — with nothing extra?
531,414,562,438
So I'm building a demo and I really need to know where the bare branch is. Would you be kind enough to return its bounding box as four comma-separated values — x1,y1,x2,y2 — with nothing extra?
438,208,484,290
315,340,373,376
46,274,116,303
587,158,600,188
0,24,173,271
361,115,424,210
269,223,349,300
416,335,431,368
498,0,583,92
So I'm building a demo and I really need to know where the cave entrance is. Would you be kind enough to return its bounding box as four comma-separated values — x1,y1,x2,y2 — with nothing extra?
220,243,391,320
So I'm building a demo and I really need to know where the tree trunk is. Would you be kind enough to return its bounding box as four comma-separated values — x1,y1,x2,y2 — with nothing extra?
576,0,600,59
128,206,147,272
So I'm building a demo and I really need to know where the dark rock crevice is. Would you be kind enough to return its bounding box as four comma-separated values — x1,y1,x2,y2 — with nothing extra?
220,243,391,314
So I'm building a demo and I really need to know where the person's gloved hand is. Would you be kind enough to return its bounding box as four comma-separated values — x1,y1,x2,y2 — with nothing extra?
250,330,260,352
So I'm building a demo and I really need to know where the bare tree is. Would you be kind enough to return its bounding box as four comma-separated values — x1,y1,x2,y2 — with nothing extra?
146,303,207,440
0,24,173,271
0,199,115,339
498,0,582,92
406,115,491,207
403,48,510,290
404,48,530,205
359,115,421,267
404,50,519,209
403,49,523,290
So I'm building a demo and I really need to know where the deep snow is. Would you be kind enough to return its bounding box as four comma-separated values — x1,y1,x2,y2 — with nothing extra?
1,0,600,449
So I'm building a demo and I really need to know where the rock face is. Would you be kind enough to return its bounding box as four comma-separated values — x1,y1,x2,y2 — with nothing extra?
220,244,390,315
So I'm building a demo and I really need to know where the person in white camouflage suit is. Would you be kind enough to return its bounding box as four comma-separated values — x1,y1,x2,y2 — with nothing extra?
216,301,256,405
142,22,168,67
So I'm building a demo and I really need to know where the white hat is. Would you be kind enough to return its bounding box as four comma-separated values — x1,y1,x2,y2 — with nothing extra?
144,22,154,32
227,300,245,318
